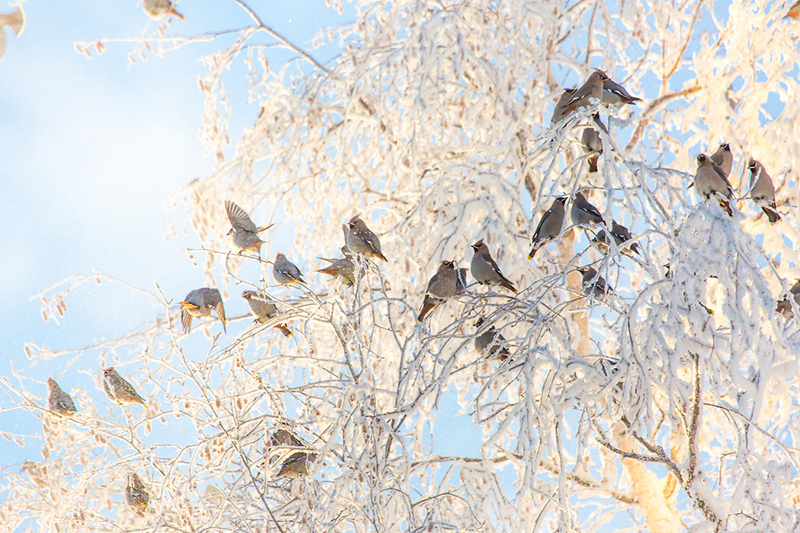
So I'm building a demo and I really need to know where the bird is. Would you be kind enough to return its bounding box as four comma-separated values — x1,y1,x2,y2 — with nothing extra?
571,191,604,227
345,215,388,262
142,0,184,20
529,196,567,259
225,200,273,255
693,154,733,216
777,280,800,319
180,288,226,334
550,88,575,124
126,473,150,511
242,290,292,337
710,143,733,177
581,126,602,173
470,240,517,293
0,6,24,63
786,0,800,19
417,261,458,322
273,252,306,287
602,77,642,106
748,159,781,224
554,70,609,122
577,266,612,299
474,317,510,361
591,221,641,257
316,248,358,286
103,367,147,407
47,377,77,417
268,428,317,479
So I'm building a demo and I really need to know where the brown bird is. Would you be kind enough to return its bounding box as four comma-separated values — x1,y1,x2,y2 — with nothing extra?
346,215,388,262
316,247,358,286
417,261,458,322
786,0,800,19
591,221,641,257
748,159,781,224
268,428,318,479
142,0,183,20
550,88,575,124
693,154,733,216
180,288,226,334
529,196,567,259
777,280,800,319
47,377,77,417
470,240,517,293
103,367,147,407
710,143,733,177
242,290,292,337
126,472,150,511
474,317,510,361
554,70,609,121
577,266,612,299
225,200,273,255
602,77,642,106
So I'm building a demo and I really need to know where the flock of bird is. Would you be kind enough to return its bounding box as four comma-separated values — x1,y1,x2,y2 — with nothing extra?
32,60,798,510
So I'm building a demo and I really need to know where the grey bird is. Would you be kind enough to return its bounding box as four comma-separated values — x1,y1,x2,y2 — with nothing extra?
777,280,800,319
346,215,388,262
455,267,469,295
417,261,458,322
126,472,150,511
693,153,733,216
242,290,292,337
268,428,318,479
602,77,642,106
571,191,604,227
710,143,733,177
529,196,567,259
470,240,517,293
577,266,612,299
550,88,575,124
273,252,306,287
47,377,77,417
748,159,781,224
225,200,273,255
474,317,510,361
580,113,608,173
592,221,641,257
180,288,226,334
142,0,184,20
554,70,609,121
316,248,358,286
103,367,147,407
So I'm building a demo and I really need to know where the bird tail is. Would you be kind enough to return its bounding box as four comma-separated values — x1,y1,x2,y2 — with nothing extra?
763,205,781,224
374,251,389,262
588,154,599,173
275,324,293,338
498,278,518,294
720,198,733,217
169,6,185,20
417,302,435,322
316,267,337,277
527,245,539,260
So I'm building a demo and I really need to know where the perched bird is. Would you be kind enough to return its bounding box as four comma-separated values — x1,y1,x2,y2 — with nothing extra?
103,367,147,407
180,288,226,334
577,266,612,299
693,154,733,216
777,280,800,319
602,77,642,106
581,127,602,173
550,88,575,124
242,290,292,337
455,267,469,295
142,0,184,20
273,252,306,287
225,200,273,255
529,196,567,259
748,159,781,224
126,473,150,511
571,191,604,227
268,428,317,479
47,377,77,417
346,215,388,262
710,143,733,177
554,70,609,121
592,221,641,257
316,248,358,286
786,0,800,19
470,240,517,293
474,317,510,361
417,261,458,322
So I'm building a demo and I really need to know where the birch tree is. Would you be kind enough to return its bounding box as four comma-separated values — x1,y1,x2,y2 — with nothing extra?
4,1,800,532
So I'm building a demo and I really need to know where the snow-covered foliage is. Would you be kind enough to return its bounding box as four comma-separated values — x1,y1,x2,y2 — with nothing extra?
4,1,800,532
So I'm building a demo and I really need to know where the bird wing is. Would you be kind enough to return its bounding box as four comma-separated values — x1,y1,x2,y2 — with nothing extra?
225,200,258,232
